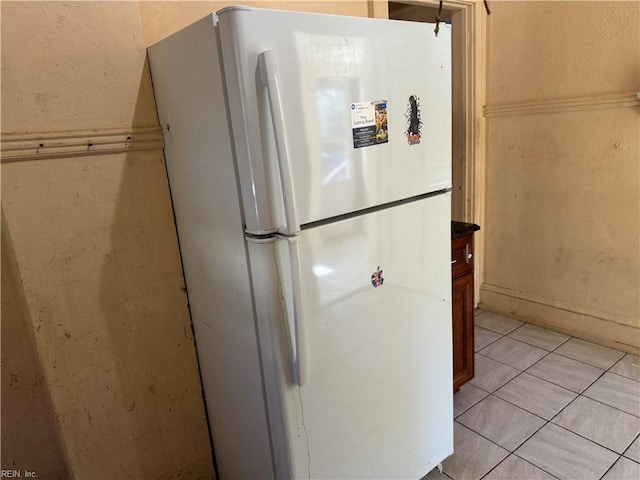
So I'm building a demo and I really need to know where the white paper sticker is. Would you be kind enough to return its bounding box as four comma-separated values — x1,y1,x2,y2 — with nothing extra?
351,100,388,149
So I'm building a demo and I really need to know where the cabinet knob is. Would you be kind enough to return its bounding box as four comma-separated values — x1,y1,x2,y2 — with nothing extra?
451,260,457,264
468,253,473,259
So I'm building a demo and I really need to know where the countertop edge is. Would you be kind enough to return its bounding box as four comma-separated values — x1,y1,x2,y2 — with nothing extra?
451,221,480,240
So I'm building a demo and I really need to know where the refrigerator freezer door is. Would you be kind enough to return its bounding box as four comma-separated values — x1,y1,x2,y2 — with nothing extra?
218,7,451,234
249,193,453,479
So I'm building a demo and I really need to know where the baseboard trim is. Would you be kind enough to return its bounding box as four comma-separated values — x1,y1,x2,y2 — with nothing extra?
1,126,164,163
479,282,639,355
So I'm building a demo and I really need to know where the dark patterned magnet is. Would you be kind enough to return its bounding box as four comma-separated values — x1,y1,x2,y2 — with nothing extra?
406,95,421,145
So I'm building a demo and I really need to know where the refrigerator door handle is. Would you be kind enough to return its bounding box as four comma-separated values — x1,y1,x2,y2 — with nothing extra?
285,236,309,386
258,50,300,235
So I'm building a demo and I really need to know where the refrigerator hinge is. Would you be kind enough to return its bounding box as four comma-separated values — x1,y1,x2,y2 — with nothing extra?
245,233,277,244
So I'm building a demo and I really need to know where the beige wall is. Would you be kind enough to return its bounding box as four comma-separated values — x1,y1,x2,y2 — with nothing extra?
1,1,213,478
139,1,386,46
1,1,380,478
1,216,70,478
480,1,640,353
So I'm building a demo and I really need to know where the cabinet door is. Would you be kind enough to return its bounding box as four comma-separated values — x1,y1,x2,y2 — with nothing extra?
452,234,473,280
452,273,474,391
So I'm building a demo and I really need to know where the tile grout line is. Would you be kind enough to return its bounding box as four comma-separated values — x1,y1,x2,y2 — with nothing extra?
455,314,638,479
523,368,590,394
473,328,502,352
580,382,640,419
473,348,563,411
454,387,555,458
476,311,633,373
478,451,562,480
491,335,638,424
553,425,625,464
474,323,524,338
452,420,510,456
623,431,640,460
548,405,631,458
475,335,638,419
470,329,566,422
600,352,640,420
478,375,559,423
455,395,558,480
474,385,622,479
506,326,573,352
475,338,557,373
606,368,640,384
510,452,562,480
478,334,623,376
585,355,640,418
608,353,640,383
468,314,640,478
551,349,626,374
598,456,619,480
477,337,552,370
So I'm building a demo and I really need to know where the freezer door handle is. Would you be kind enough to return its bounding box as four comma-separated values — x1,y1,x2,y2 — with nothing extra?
258,50,300,235
284,236,309,386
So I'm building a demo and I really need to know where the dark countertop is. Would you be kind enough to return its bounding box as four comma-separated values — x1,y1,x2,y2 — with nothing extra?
452,221,480,240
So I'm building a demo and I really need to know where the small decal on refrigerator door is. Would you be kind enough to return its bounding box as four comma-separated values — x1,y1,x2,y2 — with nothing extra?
351,100,388,149
371,266,384,288
406,95,422,145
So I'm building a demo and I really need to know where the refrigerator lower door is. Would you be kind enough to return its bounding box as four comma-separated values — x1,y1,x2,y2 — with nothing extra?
248,193,453,479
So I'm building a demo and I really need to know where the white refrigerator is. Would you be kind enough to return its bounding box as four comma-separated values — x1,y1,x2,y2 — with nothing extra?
149,6,452,479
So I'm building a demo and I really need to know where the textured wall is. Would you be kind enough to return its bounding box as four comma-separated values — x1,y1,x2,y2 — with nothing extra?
481,1,640,353
1,1,212,478
1,1,158,132
1,216,70,479
139,1,383,46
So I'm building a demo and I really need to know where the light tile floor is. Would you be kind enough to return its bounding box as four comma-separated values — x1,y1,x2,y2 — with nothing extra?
426,310,640,480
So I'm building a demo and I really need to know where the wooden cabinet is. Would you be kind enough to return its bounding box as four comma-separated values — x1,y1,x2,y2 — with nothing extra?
452,232,475,392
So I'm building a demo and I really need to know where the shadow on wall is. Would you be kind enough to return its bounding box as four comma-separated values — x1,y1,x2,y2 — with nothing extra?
1,211,70,478
93,55,215,478
1,58,214,478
